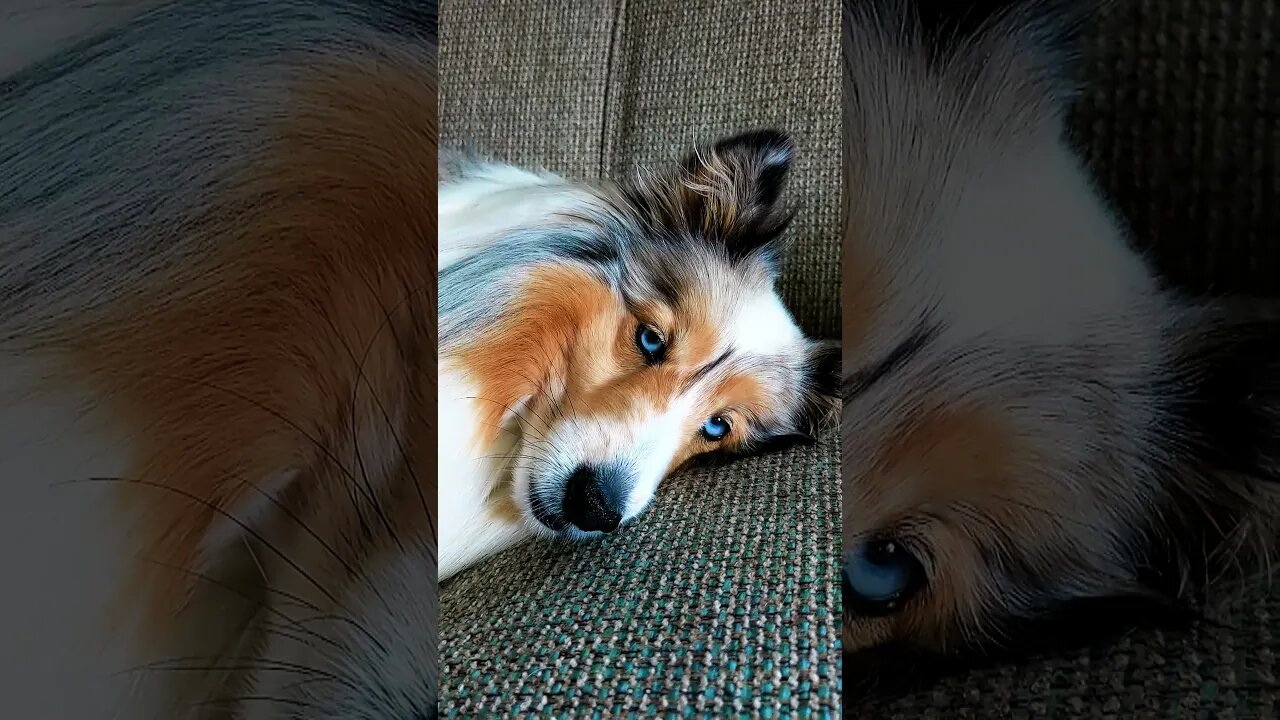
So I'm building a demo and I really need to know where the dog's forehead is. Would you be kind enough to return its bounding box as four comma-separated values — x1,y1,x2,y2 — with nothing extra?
848,137,1159,356
725,288,805,357
629,241,801,355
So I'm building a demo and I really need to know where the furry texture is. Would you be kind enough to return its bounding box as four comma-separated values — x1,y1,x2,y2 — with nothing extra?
1,2,439,718
437,132,839,581
842,0,1280,698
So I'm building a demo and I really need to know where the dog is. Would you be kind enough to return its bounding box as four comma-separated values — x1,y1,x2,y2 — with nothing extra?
438,133,840,581
1,2,438,718
842,0,1280,696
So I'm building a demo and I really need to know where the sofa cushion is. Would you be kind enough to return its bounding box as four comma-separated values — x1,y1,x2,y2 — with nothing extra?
439,430,841,716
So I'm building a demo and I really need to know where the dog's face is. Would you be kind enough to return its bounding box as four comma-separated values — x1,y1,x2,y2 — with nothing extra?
842,0,1280,686
442,132,838,538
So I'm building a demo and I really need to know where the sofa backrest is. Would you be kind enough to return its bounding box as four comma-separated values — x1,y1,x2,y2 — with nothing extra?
1071,0,1279,296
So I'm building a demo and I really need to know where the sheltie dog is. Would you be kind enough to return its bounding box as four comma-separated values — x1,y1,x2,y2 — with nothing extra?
842,0,1280,695
1,2,438,718
438,133,840,580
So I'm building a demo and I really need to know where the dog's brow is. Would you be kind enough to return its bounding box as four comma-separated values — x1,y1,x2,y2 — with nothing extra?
687,349,733,387
843,324,938,400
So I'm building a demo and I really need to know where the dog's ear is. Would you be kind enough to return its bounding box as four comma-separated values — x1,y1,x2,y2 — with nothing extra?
623,129,795,268
680,130,795,264
1135,309,1280,598
678,129,794,222
791,339,840,438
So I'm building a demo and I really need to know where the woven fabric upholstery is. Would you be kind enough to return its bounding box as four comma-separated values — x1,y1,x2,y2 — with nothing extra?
440,430,841,717
438,0,841,716
1070,0,1280,296
438,1,616,180
854,0,1280,717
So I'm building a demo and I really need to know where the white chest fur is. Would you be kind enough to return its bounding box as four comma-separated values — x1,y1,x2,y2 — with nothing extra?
437,361,534,581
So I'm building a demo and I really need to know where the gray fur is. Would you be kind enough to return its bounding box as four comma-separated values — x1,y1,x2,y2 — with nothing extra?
439,223,620,348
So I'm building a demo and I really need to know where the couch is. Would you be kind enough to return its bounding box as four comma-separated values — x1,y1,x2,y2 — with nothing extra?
437,0,842,716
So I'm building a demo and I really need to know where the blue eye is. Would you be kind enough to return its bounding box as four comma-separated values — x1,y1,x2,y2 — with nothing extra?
844,537,924,616
636,324,666,362
701,415,731,441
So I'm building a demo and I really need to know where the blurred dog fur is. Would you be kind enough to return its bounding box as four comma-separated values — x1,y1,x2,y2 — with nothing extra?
842,0,1280,697
1,2,438,718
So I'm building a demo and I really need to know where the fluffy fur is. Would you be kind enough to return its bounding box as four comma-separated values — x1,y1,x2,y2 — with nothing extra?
1,2,439,718
437,133,839,581
842,0,1280,696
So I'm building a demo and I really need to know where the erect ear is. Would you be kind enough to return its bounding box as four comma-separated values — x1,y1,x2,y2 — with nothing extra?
679,129,794,219
624,129,796,266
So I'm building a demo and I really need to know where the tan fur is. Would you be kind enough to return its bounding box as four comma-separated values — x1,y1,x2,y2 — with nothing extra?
456,265,613,446
845,404,1027,650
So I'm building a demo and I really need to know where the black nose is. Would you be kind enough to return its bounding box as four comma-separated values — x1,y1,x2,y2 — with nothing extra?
562,465,623,533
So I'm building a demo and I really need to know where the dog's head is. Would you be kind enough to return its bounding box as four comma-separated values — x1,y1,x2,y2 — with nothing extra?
441,131,838,537
842,0,1280,693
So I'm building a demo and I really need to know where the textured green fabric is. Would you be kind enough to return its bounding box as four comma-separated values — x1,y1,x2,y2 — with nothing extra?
1069,0,1280,296
849,593,1280,719
852,0,1280,717
440,430,841,717
439,0,841,716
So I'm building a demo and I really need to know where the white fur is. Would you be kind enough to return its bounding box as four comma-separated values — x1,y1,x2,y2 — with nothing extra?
931,139,1160,345
438,163,598,271
437,360,532,580
510,392,700,527
437,165,602,581
729,291,807,356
